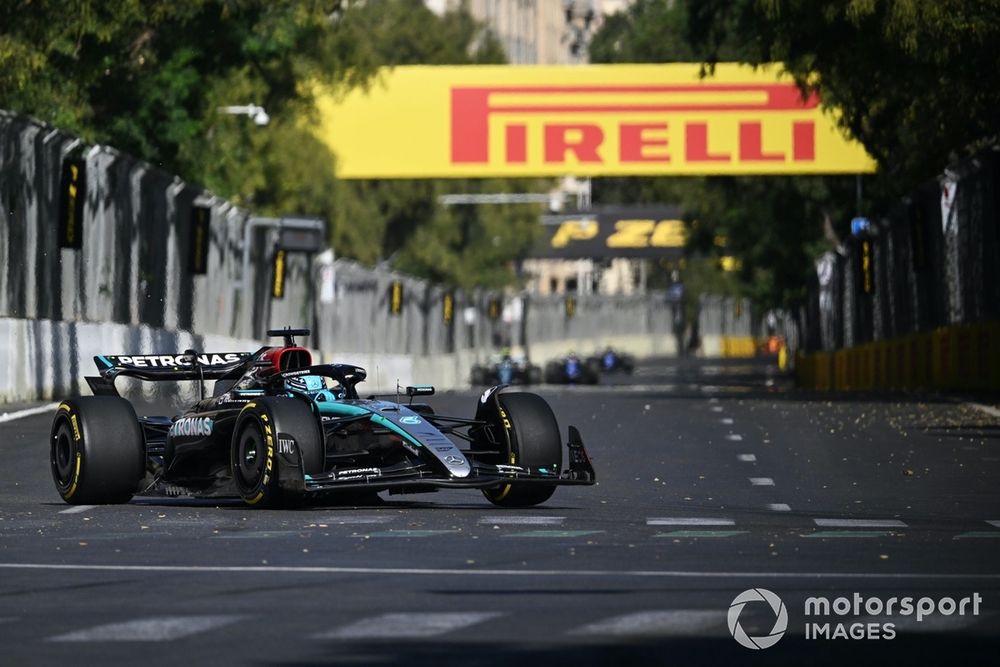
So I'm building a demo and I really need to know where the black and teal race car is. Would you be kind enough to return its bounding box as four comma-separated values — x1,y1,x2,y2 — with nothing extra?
50,329,595,508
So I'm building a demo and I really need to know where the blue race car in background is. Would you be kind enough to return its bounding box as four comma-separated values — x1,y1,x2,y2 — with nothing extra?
590,347,635,375
470,353,543,386
543,352,601,385
50,328,595,509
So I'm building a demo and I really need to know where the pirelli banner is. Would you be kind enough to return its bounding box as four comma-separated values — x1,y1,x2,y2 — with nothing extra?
315,64,876,179
534,207,685,259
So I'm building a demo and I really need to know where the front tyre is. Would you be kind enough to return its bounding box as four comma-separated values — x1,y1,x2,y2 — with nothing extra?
231,397,323,507
50,397,145,504
483,392,562,508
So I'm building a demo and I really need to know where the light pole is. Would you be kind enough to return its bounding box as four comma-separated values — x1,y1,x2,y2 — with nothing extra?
217,104,270,126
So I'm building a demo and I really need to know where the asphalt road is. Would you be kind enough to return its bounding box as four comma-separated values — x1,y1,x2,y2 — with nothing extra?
2,357,999,666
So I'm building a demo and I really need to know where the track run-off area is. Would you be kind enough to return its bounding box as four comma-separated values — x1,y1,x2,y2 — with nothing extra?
1,358,998,665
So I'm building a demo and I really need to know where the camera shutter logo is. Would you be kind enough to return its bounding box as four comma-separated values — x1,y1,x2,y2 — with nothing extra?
728,588,788,649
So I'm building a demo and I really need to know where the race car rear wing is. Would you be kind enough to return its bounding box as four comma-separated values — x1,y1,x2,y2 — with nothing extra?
86,352,255,396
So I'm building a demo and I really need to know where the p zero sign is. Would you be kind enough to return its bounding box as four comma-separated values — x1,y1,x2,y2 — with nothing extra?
315,64,876,178
534,206,685,259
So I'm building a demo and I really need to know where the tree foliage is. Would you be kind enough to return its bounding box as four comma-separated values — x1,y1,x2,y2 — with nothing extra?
685,0,1000,187
1,0,539,289
589,0,994,310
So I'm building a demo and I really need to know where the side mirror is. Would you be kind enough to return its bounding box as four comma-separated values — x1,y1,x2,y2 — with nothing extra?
406,385,435,397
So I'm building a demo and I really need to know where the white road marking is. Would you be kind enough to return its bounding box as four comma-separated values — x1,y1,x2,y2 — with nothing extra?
708,398,719,403
478,516,565,526
49,615,242,642
570,610,727,637
3,562,1000,580
965,402,1000,418
767,504,792,512
314,612,500,639
710,406,724,413
725,434,744,441
737,454,757,462
58,505,97,515
646,518,735,527
314,516,395,525
749,477,774,486
720,418,734,424
987,521,1000,528
813,519,907,528
0,402,60,424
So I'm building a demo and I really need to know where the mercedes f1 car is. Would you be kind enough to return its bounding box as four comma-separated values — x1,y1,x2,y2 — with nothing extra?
50,329,595,508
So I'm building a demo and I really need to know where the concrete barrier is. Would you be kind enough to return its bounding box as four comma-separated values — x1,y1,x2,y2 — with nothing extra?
1,316,676,403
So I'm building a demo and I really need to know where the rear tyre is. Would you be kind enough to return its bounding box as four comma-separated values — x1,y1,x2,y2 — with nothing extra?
543,361,563,384
483,392,562,508
50,397,145,504
231,397,323,507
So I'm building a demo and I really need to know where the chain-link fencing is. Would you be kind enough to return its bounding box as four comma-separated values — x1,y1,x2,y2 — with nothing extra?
803,150,999,352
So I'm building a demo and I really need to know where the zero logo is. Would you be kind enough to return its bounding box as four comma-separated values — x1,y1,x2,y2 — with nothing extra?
399,416,423,425
606,219,684,249
728,588,788,650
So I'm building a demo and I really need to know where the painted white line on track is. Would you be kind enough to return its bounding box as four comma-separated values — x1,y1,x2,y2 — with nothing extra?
725,434,744,441
710,406,724,413
767,504,792,512
478,516,565,526
49,615,243,642
986,521,1000,528
646,518,735,527
314,612,500,639
708,398,719,403
59,505,97,515
3,563,1000,580
720,418,734,425
0,402,60,424
813,518,906,528
737,454,757,462
313,516,394,525
965,402,1000,418
570,610,727,637
749,477,774,486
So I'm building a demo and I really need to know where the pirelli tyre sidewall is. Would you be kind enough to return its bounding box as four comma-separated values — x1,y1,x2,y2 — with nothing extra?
482,392,562,508
50,397,145,504
231,397,323,507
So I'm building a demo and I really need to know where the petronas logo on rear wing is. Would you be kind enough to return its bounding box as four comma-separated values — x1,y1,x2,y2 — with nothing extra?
95,353,250,370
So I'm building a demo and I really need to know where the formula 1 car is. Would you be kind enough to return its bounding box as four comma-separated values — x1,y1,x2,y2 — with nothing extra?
470,354,542,387
543,353,601,385
50,328,595,508
589,347,635,375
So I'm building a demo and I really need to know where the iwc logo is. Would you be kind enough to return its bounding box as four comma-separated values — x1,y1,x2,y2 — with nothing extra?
728,588,788,650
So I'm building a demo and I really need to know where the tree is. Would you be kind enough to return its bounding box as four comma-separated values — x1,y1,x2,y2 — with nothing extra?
685,0,1000,188
1,0,542,289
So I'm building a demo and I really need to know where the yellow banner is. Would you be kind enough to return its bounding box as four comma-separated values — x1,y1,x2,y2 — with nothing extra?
314,64,876,179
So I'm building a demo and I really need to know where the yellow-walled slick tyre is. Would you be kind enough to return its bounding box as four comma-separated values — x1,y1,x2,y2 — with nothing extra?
50,397,145,504
482,392,562,508
231,397,322,508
